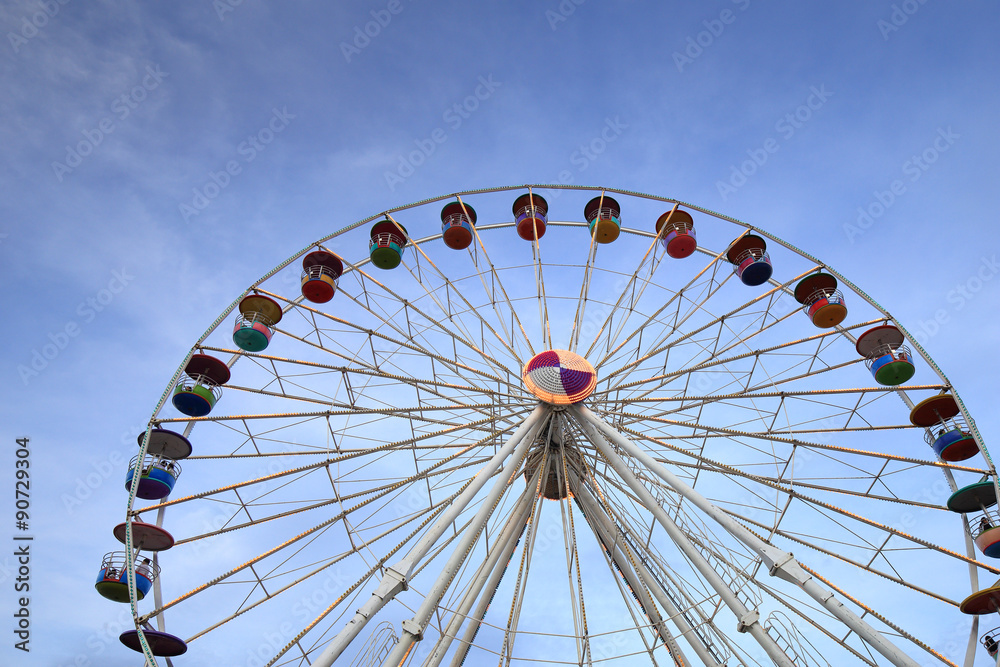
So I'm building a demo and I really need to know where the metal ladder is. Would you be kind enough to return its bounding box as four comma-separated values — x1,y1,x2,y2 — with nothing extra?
764,611,832,667
613,442,761,611
349,620,398,667
591,480,731,665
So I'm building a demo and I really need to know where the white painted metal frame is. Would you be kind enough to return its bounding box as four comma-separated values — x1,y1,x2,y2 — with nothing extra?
119,185,991,667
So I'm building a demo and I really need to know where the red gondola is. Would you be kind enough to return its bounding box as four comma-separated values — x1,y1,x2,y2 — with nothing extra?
655,208,697,258
441,201,477,250
301,250,344,303
512,193,548,241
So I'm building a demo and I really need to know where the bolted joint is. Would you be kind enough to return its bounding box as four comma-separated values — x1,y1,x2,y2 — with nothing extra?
737,609,759,633
401,618,424,640
384,564,409,591
761,547,809,586
369,566,408,607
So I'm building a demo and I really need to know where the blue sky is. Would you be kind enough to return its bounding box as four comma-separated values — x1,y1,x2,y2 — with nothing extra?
2,1,1000,665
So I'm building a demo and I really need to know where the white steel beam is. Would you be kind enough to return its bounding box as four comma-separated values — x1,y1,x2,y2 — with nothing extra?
422,479,536,666
574,478,721,667
573,481,693,665
574,404,923,667
383,408,549,665
570,407,796,667
310,404,547,667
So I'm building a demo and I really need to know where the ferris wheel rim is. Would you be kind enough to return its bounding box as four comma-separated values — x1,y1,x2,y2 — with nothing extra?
118,184,992,667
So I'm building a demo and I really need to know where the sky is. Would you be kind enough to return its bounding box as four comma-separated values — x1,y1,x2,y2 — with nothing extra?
2,1,1000,665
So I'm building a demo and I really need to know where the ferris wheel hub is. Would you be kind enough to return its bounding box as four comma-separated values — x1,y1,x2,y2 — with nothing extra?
522,349,597,405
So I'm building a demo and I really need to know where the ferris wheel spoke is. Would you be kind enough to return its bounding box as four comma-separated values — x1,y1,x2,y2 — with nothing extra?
264,496,460,667
140,464,478,625
168,455,494,549
692,309,874,391
381,455,543,664
798,563,959,667
422,482,536,667
156,410,528,467
449,194,539,358
346,260,520,384
573,472,703,666
585,471,746,666
697,383,936,410
729,506,960,607
588,436,832,665
597,261,808,389
187,478,479,665
485,433,557,667
698,271,822,358
157,401,531,444
268,288,519,394
198,345,515,402
465,215,537,359
553,443,594,664
569,190,662,356
309,405,548,667
237,321,388,396
605,269,865,402
611,417,983,480
601,275,739,387
498,484,548,666
605,383,938,422
568,223,602,355
736,471,943,511
353,473,532,665
714,462,996,575
136,421,515,546
215,381,499,421
784,491,994,575
304,497,492,658
184,549,352,644
389,215,529,373
576,404,931,667
649,447,1000,577
755,581,882,667
585,224,729,368
572,411,798,666
531,230,552,351
614,437,965,535
596,317,884,400
153,400,528,447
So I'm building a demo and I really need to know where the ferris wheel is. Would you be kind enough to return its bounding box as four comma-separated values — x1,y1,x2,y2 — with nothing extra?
99,185,1000,666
